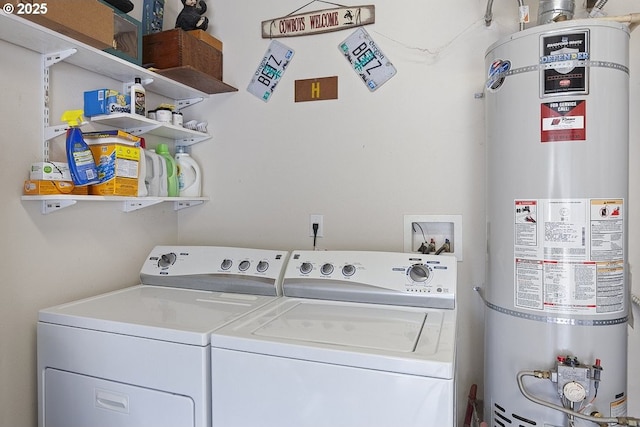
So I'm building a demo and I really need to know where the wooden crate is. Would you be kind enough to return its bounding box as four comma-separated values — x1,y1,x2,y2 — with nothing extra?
143,29,222,81
14,0,114,50
188,30,223,51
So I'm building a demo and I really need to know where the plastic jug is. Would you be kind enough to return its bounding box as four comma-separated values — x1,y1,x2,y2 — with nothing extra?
137,146,148,197
155,143,178,197
144,149,167,197
175,146,202,197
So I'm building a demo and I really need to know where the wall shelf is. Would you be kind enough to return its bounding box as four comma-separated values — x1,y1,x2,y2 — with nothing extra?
1,13,227,214
22,195,208,214
90,113,211,145
0,13,237,98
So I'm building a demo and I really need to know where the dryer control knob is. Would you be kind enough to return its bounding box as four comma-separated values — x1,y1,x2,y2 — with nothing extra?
220,259,233,270
408,264,430,282
342,264,356,276
158,253,177,269
320,263,334,275
257,261,269,273
300,262,313,274
239,260,251,271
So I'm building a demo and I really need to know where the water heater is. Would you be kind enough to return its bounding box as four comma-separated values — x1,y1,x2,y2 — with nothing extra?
484,19,630,426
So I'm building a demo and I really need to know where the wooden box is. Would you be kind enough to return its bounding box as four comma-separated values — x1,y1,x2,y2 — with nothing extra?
143,29,222,81
188,30,223,51
14,0,114,50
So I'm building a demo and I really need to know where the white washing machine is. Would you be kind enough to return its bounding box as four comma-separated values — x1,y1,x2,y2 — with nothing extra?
37,245,289,427
210,250,458,427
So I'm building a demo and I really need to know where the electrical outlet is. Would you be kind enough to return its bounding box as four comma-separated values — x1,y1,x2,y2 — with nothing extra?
309,214,324,238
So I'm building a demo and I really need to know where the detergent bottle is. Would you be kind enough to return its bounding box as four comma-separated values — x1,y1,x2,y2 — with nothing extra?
155,143,178,197
137,138,148,197
61,110,99,186
175,146,202,197
143,149,168,197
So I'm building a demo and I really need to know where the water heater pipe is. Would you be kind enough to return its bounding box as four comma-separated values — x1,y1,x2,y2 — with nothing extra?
516,371,640,426
485,0,526,30
597,13,640,31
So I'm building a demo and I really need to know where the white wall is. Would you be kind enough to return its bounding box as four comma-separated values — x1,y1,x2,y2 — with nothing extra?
176,0,640,420
0,0,638,426
0,24,179,427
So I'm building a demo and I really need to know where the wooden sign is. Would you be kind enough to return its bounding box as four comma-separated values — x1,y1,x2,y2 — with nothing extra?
295,76,338,102
262,5,375,38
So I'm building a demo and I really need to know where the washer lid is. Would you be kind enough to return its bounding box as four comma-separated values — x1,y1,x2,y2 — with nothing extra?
211,297,456,379
38,285,277,346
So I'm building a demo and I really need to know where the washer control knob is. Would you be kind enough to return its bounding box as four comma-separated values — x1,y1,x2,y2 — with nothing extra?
300,262,313,274
257,261,269,273
158,253,177,269
409,264,430,282
320,263,334,275
220,259,233,270
342,264,356,276
239,260,250,271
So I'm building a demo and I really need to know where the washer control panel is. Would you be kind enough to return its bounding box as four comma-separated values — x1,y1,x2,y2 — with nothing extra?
284,250,457,302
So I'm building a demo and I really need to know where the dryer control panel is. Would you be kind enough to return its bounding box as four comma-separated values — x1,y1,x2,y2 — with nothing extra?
140,246,290,296
282,250,457,309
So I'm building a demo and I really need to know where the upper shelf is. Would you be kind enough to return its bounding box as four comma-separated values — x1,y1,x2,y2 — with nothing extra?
90,113,211,144
0,13,236,99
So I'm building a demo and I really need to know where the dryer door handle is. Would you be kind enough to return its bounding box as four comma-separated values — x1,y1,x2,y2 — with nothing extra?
95,389,130,414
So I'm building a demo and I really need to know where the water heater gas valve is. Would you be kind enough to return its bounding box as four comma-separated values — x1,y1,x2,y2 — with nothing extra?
551,356,601,403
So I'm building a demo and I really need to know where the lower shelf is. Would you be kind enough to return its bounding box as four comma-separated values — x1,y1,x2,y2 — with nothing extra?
21,195,208,214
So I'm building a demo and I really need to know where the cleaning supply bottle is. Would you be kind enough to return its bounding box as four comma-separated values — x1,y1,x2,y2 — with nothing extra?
61,110,99,186
155,143,178,197
131,77,146,116
144,149,168,197
137,138,148,197
175,146,202,197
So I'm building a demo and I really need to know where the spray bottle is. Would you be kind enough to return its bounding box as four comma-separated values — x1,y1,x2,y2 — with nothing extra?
61,110,99,186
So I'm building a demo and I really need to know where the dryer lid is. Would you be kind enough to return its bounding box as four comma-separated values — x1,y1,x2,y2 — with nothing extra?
38,285,277,346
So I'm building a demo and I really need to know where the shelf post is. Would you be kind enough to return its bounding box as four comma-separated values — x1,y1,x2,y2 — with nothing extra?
42,48,77,161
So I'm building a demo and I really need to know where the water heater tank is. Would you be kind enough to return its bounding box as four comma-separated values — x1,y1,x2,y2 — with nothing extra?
484,19,630,426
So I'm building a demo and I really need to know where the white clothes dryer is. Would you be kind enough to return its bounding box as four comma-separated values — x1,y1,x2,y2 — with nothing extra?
37,246,288,427
210,250,458,427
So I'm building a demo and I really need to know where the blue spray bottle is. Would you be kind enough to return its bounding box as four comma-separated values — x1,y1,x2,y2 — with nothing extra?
61,110,99,186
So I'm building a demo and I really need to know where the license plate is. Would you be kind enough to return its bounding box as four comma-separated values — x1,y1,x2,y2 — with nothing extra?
247,40,295,102
339,27,396,91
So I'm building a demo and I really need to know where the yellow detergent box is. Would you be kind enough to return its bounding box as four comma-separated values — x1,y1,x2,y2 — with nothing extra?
23,180,89,195
89,143,140,196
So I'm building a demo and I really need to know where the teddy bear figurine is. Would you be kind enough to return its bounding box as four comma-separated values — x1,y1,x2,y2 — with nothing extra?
175,0,209,31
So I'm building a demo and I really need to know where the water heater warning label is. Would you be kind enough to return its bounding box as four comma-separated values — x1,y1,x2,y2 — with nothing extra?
541,100,586,142
513,198,625,315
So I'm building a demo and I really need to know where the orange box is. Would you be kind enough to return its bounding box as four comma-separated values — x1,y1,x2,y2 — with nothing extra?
23,180,89,195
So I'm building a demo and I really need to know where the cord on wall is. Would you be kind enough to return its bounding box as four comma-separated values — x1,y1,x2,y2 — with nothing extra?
312,222,319,250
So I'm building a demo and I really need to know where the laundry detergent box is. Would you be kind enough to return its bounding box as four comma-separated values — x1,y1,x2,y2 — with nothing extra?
89,143,140,196
23,180,88,196
84,89,131,117
30,161,72,181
